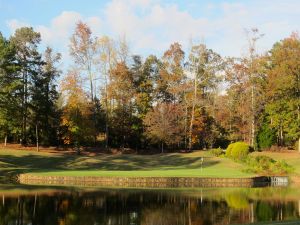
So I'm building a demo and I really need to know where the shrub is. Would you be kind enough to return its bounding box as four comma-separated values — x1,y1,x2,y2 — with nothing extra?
257,123,276,150
225,143,234,158
244,155,274,172
271,160,294,174
244,155,293,175
209,147,224,157
226,142,250,161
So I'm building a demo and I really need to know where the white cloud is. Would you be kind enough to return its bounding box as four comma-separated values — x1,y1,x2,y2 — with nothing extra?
6,11,103,71
5,0,300,61
6,19,30,32
8,11,102,49
103,0,212,55
86,16,102,36
35,11,82,45
128,0,152,8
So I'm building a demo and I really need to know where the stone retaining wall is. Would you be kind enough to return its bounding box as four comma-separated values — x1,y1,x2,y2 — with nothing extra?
18,174,274,188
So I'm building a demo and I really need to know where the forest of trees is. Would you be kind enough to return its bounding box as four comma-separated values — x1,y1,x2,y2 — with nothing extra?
0,23,299,152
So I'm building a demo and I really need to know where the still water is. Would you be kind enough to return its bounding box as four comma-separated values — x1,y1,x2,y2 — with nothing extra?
0,186,300,225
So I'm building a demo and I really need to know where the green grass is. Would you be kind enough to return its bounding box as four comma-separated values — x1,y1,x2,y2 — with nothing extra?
29,167,250,178
0,149,254,181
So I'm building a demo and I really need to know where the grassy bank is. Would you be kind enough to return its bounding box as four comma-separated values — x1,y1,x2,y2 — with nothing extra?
0,149,254,182
1,148,299,183
251,151,300,181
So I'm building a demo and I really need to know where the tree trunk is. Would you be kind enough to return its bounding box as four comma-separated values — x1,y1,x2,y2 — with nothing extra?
251,85,255,149
280,126,283,146
36,124,39,152
105,93,109,150
22,69,28,146
88,66,97,145
103,70,109,150
229,102,232,133
188,70,197,151
161,142,164,154
184,94,188,150
4,135,7,147
105,123,109,150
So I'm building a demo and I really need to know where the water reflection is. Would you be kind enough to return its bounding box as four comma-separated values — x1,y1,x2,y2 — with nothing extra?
0,187,300,225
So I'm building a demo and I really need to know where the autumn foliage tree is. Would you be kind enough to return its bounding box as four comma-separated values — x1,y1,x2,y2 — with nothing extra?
186,43,224,150
69,21,98,143
144,103,184,152
223,29,265,147
159,43,185,103
264,33,300,147
1,22,299,152
60,69,94,145
107,62,137,148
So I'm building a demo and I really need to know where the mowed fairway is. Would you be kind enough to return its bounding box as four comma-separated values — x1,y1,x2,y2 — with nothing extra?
0,149,253,181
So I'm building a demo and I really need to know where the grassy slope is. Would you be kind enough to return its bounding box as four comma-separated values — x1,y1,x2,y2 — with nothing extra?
0,149,254,179
252,151,300,177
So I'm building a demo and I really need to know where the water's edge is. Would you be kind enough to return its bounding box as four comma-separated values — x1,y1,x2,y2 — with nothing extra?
18,174,289,188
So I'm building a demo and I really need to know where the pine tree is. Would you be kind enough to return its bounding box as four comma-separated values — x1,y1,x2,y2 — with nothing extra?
0,33,20,145
31,47,61,147
10,27,41,145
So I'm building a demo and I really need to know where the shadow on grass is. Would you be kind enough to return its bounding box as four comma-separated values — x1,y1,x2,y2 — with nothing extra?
76,154,219,171
0,152,220,183
0,153,75,183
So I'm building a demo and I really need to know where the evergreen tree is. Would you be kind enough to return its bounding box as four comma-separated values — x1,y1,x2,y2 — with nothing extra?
0,33,20,145
31,47,61,146
257,115,276,149
10,27,41,145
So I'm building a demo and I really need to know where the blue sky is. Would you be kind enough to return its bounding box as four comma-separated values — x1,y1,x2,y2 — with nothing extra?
1,0,300,64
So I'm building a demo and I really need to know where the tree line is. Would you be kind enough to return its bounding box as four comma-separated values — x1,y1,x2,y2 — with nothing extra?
0,23,299,151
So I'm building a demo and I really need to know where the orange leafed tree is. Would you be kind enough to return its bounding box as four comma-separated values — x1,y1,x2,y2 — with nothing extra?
143,103,184,152
60,69,93,145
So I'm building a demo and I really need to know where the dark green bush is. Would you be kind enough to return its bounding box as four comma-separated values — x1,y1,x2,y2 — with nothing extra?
257,122,276,150
226,142,250,161
209,147,224,157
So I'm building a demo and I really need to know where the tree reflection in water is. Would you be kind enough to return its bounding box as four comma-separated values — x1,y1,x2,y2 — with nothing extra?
0,188,299,225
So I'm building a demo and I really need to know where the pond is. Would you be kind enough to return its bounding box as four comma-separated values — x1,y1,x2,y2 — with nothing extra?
0,186,300,225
